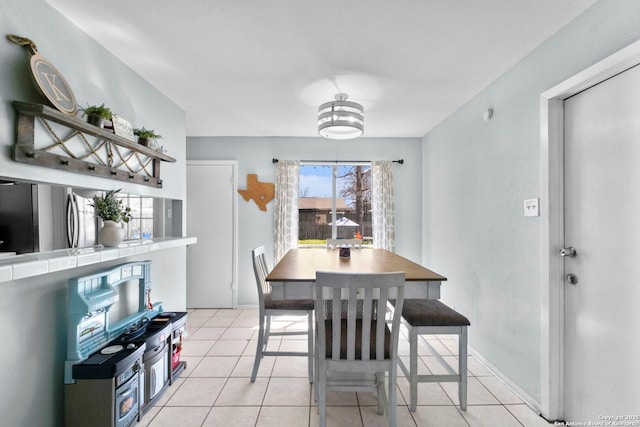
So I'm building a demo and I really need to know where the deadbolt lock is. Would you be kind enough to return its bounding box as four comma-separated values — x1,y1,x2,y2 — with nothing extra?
566,273,578,285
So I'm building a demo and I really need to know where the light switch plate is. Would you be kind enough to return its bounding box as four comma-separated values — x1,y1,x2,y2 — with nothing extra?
524,198,539,217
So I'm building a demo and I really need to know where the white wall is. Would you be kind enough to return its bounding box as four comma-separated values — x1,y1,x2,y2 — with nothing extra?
422,0,640,407
0,1,188,425
187,136,423,306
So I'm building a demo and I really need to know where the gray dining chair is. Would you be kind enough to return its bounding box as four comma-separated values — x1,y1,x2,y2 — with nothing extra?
251,246,314,383
314,271,405,427
326,238,363,249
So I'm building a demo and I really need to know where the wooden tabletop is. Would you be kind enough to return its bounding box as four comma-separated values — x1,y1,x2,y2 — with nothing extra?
266,249,447,282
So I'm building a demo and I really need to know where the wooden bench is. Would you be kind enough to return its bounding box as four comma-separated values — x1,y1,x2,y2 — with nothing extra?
397,299,470,411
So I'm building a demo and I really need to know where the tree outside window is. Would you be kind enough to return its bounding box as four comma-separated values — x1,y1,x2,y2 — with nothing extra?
298,164,372,246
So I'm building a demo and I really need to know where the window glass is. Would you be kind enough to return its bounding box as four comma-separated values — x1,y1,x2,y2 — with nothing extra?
299,164,371,246
117,194,154,240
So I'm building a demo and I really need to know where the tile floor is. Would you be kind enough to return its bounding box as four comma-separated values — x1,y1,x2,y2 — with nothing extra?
138,308,552,427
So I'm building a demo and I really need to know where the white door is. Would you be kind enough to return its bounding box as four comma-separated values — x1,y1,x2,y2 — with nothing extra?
563,64,640,421
186,161,237,308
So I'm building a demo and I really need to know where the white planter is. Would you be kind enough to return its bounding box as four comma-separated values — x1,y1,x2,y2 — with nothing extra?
99,220,123,247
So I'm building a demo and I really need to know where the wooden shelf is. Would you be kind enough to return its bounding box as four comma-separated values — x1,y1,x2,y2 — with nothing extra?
13,101,176,187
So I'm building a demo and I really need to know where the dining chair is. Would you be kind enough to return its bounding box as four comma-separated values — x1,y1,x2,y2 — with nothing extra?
251,246,314,383
397,299,470,411
326,238,363,249
315,271,405,427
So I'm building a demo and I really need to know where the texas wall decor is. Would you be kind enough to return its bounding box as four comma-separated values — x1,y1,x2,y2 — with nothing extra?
238,174,275,211
7,34,77,115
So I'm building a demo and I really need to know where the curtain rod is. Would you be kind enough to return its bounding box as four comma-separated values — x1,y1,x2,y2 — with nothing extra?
272,158,404,165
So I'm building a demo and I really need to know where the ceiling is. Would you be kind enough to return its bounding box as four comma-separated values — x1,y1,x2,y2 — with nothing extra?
47,0,596,138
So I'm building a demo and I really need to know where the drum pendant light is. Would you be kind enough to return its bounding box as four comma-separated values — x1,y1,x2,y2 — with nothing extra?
318,93,364,139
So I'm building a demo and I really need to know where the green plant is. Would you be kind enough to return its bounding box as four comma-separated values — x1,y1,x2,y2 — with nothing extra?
90,189,133,223
133,127,163,140
81,103,112,119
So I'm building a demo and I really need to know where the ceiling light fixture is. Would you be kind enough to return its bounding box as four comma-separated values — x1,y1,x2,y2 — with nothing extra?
318,93,364,140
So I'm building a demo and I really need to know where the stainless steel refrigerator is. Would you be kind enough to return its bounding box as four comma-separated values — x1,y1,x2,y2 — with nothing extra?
43,185,99,250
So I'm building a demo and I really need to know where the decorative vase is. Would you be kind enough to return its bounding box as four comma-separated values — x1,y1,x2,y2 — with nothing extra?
99,220,123,247
138,137,150,147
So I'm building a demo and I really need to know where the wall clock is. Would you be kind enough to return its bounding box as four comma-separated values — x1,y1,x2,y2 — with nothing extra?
7,34,77,116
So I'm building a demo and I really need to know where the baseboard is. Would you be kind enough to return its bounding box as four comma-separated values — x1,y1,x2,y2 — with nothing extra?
470,344,543,415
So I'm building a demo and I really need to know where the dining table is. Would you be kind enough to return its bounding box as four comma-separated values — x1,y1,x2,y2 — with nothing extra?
266,248,447,300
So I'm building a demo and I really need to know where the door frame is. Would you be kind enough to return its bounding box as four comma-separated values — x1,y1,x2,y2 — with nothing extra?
539,39,640,420
186,160,238,308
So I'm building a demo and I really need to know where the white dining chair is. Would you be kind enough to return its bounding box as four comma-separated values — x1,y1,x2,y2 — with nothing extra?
326,238,363,249
251,246,314,383
314,271,405,427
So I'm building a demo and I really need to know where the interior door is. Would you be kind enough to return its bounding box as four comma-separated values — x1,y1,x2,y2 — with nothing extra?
563,64,640,421
186,161,236,308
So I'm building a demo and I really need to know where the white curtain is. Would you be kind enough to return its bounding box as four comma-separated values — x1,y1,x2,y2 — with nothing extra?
273,160,299,262
371,160,395,251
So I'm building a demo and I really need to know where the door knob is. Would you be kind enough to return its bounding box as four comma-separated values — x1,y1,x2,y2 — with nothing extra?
566,273,578,285
560,247,577,258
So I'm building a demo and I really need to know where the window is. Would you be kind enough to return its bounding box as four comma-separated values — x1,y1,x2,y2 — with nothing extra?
298,163,372,246
116,193,154,240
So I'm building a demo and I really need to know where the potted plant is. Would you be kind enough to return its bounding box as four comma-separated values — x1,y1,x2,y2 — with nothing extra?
133,127,162,147
90,189,132,246
81,103,112,128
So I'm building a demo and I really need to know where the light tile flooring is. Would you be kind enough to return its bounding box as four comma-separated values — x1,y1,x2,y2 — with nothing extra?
138,309,552,427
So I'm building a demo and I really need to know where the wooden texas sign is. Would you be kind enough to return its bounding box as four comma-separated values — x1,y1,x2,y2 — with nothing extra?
238,174,275,211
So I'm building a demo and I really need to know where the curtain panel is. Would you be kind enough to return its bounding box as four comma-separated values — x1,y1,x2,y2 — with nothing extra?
371,160,395,251
273,160,299,262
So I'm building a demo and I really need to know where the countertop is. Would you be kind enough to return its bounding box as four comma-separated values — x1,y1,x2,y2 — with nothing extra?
0,237,197,282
